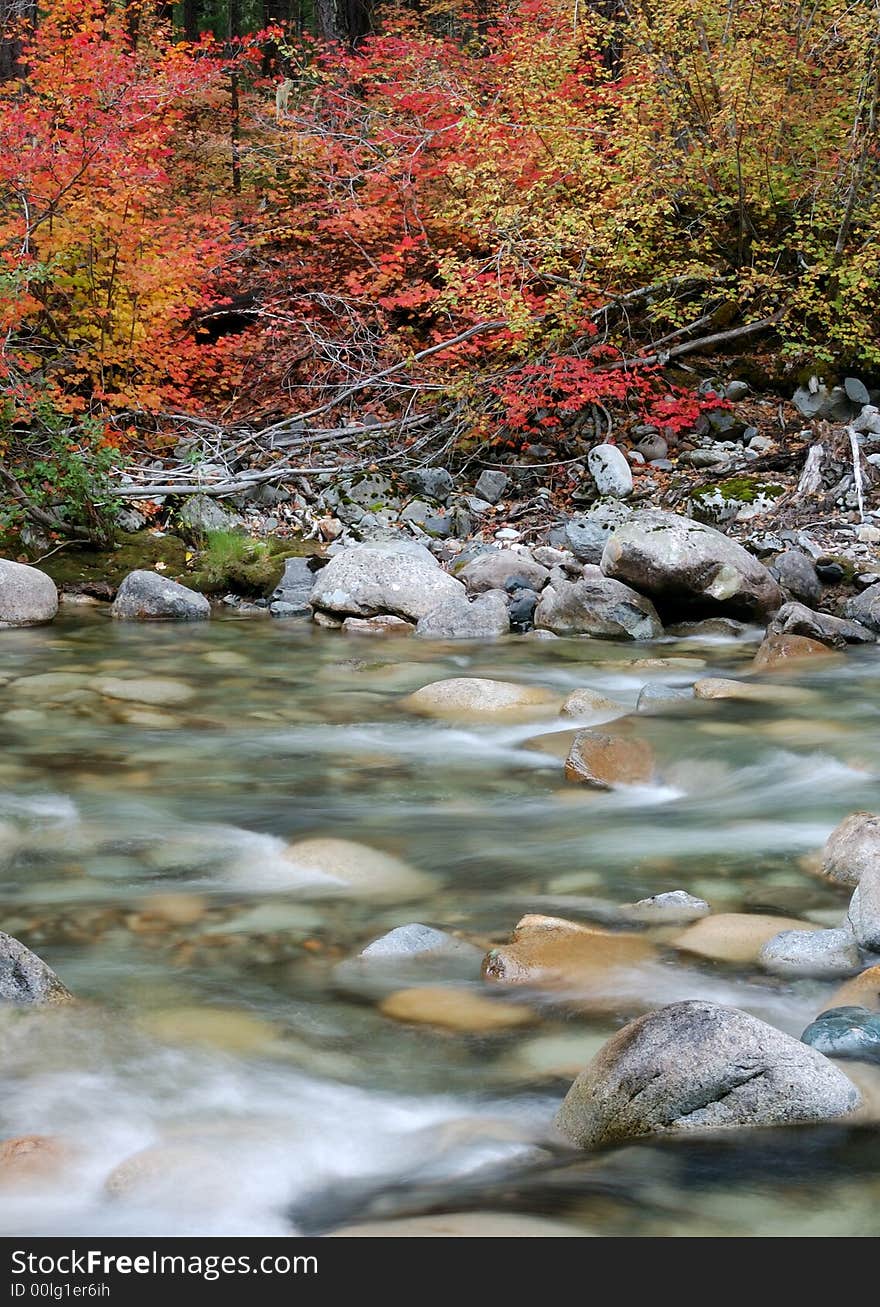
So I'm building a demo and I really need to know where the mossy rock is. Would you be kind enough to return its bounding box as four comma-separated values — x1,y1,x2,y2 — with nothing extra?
189,533,320,596
690,479,784,526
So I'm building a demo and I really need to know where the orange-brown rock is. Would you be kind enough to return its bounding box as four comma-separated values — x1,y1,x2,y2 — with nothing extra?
672,912,818,964
378,986,535,1032
564,730,655,789
752,632,840,670
822,964,880,1013
0,1135,72,1188
482,914,654,991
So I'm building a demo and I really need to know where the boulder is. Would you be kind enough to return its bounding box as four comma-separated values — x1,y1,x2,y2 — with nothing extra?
844,583,880,634
801,1007,880,1064
0,559,58,628
111,570,210,622
270,557,316,616
559,689,629,724
847,871,880,952
768,551,822,606
588,444,633,498
341,615,414,635
693,677,809,704
672,913,818,964
281,837,435,899
415,589,510,639
401,677,561,722
555,1000,860,1148
601,511,783,619
617,891,710,927
565,503,632,564
564,730,655,789
534,575,662,639
474,470,510,504
309,541,464,621
822,965,880,1013
458,551,549,595
751,632,839,670
0,932,71,1005
482,914,653,991
636,683,694,712
821,812,880,888
758,928,861,978
403,467,454,502
768,601,874,648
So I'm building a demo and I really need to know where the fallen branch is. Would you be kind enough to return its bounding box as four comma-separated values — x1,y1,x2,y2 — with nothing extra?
0,459,106,544
598,311,783,371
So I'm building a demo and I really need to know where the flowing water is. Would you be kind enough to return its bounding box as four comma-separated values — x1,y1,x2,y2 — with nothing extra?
1,609,878,1237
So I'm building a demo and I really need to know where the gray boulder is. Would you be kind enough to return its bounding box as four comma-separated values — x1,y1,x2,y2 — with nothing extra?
416,588,510,639
309,541,465,622
759,928,861,978
847,872,880,952
821,812,880,888
601,511,783,619
111,570,210,622
1,932,71,1005
0,559,58,628
535,573,662,639
801,1007,880,1063
768,601,874,648
474,470,509,504
565,503,632,564
270,556,315,616
769,551,822,607
403,467,454,502
458,550,549,595
636,683,694,712
555,1000,860,1149
845,583,880,634
177,494,243,539
587,444,633,498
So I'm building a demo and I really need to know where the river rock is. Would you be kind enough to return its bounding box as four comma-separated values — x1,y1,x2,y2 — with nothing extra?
823,965,880,1012
601,511,783,619
282,837,435,899
333,924,483,1001
821,812,880,888
588,444,633,498
769,551,822,606
482,914,654,992
555,1000,860,1148
328,1212,584,1237
564,730,655,788
564,503,632,563
801,1007,880,1064
693,677,810,704
342,615,414,636
402,677,561,722
758,928,861,978
559,689,629,724
0,559,58,628
672,913,818,964
379,986,534,1032
0,1135,73,1189
416,589,510,639
768,601,874,648
534,575,662,639
844,583,880,634
474,470,510,504
177,494,243,538
92,676,195,706
142,1006,280,1054
403,467,454,502
751,632,839,670
636,683,694,712
111,570,210,621
309,541,465,621
0,931,71,1005
458,551,549,595
270,557,315,615
617,891,711,927
847,872,880,952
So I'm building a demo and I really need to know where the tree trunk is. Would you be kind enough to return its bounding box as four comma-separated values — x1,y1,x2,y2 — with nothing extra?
183,0,201,42
0,0,33,82
314,0,338,42
228,0,241,195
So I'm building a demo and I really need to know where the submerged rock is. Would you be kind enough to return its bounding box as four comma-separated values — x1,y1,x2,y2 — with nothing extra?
0,932,71,1005
482,914,653,991
672,913,818,964
401,677,560,722
0,559,58,628
601,510,783,619
0,1135,73,1190
111,570,210,621
821,812,880,888
617,891,711,927
534,574,662,639
801,1007,880,1064
379,986,534,1032
328,1212,584,1237
564,730,655,789
282,837,435,899
309,541,464,621
559,689,629,724
752,632,840,670
758,928,861,978
342,615,414,636
822,964,880,1013
555,1000,860,1148
91,676,195,706
333,924,483,1001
